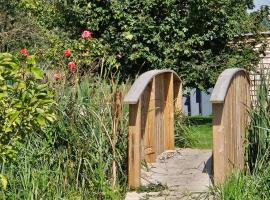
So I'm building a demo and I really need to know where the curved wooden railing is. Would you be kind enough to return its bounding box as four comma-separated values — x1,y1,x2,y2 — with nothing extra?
210,68,250,184
124,69,182,188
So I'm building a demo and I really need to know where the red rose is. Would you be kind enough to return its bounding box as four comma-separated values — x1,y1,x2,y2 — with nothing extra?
64,48,72,57
68,61,77,72
82,30,92,39
20,48,27,55
53,73,61,81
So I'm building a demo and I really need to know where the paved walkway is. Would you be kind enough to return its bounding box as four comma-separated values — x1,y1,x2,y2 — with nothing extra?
125,148,212,200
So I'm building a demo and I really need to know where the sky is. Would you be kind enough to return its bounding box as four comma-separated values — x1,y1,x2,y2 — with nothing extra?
253,0,270,10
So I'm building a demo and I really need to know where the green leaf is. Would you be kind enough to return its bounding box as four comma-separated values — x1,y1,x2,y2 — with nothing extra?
37,115,46,126
122,32,133,40
0,174,7,190
31,67,44,79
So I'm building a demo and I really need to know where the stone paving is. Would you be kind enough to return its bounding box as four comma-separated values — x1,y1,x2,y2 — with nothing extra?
125,148,213,200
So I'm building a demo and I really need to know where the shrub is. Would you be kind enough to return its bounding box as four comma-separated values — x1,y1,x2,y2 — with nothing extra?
0,53,55,163
16,0,268,89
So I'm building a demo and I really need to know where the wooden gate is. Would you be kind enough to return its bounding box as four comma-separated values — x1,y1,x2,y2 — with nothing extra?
210,68,250,184
124,70,182,188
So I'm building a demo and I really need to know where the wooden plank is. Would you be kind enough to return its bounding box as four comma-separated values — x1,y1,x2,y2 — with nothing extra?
164,73,174,150
141,80,156,163
210,68,249,103
212,69,251,185
128,101,141,189
155,75,165,155
212,103,225,184
174,78,182,112
124,70,181,104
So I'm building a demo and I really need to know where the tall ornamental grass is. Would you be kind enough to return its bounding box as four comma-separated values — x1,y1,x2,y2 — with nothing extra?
0,76,129,199
247,75,270,172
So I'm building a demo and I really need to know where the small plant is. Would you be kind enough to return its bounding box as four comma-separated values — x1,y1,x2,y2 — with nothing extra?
136,183,167,193
174,112,198,148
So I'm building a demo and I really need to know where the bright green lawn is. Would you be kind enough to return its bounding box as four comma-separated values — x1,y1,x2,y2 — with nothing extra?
186,116,212,149
190,124,212,149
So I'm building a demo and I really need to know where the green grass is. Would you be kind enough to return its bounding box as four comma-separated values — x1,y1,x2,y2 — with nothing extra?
175,114,212,149
190,124,212,149
0,76,129,199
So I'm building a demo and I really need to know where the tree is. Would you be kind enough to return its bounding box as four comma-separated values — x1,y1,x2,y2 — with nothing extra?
4,0,270,89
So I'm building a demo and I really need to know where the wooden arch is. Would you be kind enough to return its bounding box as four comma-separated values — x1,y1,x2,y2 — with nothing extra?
124,69,182,188
210,68,250,184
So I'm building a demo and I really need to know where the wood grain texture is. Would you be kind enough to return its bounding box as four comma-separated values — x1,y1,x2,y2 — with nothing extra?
174,77,182,112
128,101,141,188
211,70,250,184
124,70,181,104
210,68,250,103
141,80,156,162
155,75,165,156
125,70,182,188
164,73,174,150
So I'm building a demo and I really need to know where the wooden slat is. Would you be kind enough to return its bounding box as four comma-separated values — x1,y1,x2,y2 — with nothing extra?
141,80,156,163
128,101,141,188
124,70,181,104
155,75,165,155
164,73,174,150
174,78,182,112
210,68,250,103
212,103,225,183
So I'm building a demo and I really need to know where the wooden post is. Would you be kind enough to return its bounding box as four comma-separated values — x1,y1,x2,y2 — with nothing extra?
212,103,225,184
128,101,141,189
211,69,251,184
174,79,182,112
164,73,174,150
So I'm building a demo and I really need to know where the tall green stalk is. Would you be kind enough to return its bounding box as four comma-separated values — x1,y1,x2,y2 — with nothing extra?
247,74,270,173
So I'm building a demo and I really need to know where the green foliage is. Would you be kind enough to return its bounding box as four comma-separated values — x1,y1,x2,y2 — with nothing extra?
207,166,270,200
1,0,269,89
209,73,270,200
20,0,267,89
0,76,128,199
0,53,55,163
174,112,198,148
246,74,270,173
0,0,48,52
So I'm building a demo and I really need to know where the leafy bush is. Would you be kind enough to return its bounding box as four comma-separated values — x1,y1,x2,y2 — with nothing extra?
13,0,268,89
0,53,55,163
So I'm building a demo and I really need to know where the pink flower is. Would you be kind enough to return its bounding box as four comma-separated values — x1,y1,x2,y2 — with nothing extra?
20,48,27,55
64,48,72,57
68,61,77,72
82,30,92,39
53,73,61,81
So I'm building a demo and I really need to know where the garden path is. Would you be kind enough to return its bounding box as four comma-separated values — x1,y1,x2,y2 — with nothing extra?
125,148,212,200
